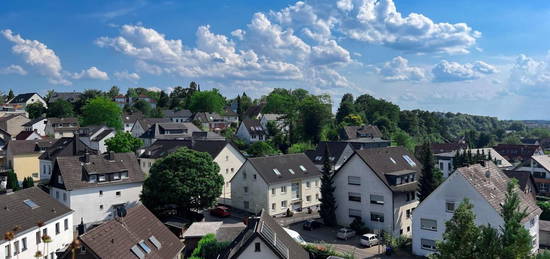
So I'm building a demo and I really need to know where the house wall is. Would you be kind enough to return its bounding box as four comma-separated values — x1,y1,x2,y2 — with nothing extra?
11,153,41,182
0,213,72,259
266,176,321,216
4,116,30,136
335,144,355,170
236,123,253,144
28,119,47,136
435,156,453,178
130,122,145,138
214,145,246,204
53,130,75,139
237,236,279,259
231,162,269,214
39,159,54,183
51,182,143,227
541,227,550,247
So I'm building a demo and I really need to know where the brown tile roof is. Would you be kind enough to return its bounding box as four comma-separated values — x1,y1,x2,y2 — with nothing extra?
494,144,543,162
340,125,383,140
0,187,73,239
79,205,184,259
47,117,79,124
38,137,97,161
51,152,145,191
246,153,321,185
7,139,55,155
456,163,541,223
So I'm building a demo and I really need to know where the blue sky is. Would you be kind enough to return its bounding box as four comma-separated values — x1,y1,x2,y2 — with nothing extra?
2,0,550,119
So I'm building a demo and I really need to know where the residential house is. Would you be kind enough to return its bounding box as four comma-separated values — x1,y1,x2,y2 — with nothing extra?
15,130,42,140
243,103,265,120
340,125,383,140
494,144,544,164
22,117,47,136
39,136,97,183
412,163,541,257
426,142,469,154
49,152,145,227
305,141,356,170
522,138,541,146
139,122,215,147
222,109,239,125
182,221,224,256
45,117,80,138
0,187,73,259
435,147,512,178
231,154,322,216
259,114,286,133
7,92,47,108
113,95,129,109
131,118,170,138
193,112,229,132
79,125,116,153
139,139,245,204
0,127,10,151
513,155,550,196
163,109,193,123
540,138,550,152
235,119,268,144
220,209,310,259
333,146,422,237
63,204,184,259
0,105,27,118
5,139,55,182
48,92,82,103
504,170,538,200
122,112,144,132
135,94,157,109
0,114,30,137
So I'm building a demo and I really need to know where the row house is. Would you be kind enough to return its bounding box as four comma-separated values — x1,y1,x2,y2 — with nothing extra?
163,109,193,123
412,162,541,257
139,122,221,147
192,112,230,132
434,147,512,178
333,146,422,237
0,113,29,137
494,143,544,164
231,154,321,216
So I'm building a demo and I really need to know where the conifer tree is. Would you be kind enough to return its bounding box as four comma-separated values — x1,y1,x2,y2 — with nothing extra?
434,199,480,258
500,179,533,258
319,144,337,226
6,170,20,191
417,142,437,201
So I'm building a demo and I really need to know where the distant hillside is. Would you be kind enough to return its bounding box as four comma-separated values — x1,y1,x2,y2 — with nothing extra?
522,120,550,129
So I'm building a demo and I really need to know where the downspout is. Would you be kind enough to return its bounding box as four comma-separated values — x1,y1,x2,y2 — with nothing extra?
392,194,395,236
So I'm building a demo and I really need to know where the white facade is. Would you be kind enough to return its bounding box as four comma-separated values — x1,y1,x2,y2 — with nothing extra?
24,118,47,136
411,171,539,257
333,155,418,237
231,162,321,216
130,121,146,138
80,127,115,154
0,213,73,259
236,236,279,259
9,93,47,108
50,182,143,227
40,159,54,183
235,122,266,144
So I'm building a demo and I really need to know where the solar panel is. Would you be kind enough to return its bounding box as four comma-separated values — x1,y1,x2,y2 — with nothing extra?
23,199,39,209
131,245,145,259
138,240,152,254
148,236,162,249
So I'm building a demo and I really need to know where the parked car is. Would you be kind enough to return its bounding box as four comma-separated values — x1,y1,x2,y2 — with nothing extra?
283,228,307,245
360,233,379,247
336,228,356,240
209,206,231,217
303,219,322,230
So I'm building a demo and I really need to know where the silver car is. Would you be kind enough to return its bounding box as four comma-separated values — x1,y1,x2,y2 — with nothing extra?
336,228,356,240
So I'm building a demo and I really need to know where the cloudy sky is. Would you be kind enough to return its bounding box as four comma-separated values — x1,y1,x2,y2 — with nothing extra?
1,0,550,119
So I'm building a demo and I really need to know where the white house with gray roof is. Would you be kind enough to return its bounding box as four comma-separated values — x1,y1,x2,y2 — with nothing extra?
230,154,321,216
514,154,550,196
412,162,541,257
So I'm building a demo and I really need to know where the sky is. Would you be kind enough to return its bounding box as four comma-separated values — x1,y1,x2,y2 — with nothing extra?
1,0,550,120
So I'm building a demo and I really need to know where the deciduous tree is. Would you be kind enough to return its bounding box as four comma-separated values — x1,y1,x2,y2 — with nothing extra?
105,132,143,153
81,97,123,130
26,102,45,119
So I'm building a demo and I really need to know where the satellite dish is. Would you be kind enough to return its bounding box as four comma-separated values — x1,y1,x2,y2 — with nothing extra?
116,206,127,218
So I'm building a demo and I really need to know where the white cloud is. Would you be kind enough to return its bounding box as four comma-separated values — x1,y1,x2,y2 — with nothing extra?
2,29,70,85
231,29,245,40
509,54,550,90
378,56,427,81
114,70,141,81
0,64,27,75
72,66,109,80
432,60,497,82
147,87,162,92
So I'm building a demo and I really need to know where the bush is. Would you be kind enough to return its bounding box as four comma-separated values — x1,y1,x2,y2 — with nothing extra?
349,217,369,235
191,234,229,259
303,243,355,259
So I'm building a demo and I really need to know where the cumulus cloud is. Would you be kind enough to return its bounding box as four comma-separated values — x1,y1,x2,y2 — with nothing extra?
378,56,427,81
114,70,141,81
72,67,109,80
147,87,162,92
432,60,497,82
2,29,70,85
0,65,27,75
509,54,550,90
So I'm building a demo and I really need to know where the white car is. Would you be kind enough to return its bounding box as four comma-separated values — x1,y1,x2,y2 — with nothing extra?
360,233,379,247
336,228,356,240
283,228,307,245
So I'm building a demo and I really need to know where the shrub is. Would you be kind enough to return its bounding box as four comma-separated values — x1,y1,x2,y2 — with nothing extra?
349,217,370,235
190,234,229,259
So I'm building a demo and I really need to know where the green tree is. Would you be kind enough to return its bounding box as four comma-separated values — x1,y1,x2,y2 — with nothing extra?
22,176,34,189
335,93,355,124
319,144,337,226
341,114,363,126
189,89,225,113
537,201,550,220
392,129,415,152
81,97,123,130
477,224,502,259
140,147,224,214
287,142,314,154
105,132,143,153
417,142,438,201
46,99,74,118
6,170,20,191
7,89,14,102
190,234,229,259
298,95,331,143
247,142,279,157
157,91,170,108
433,199,481,258
502,135,522,145
26,102,46,119
500,179,533,258
132,99,152,116
107,86,120,98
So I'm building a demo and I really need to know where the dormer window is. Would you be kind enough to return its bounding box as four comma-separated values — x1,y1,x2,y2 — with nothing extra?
89,175,97,183
98,175,106,182
121,172,128,179
112,173,121,180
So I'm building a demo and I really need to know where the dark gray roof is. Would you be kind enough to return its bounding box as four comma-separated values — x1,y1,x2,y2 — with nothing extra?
47,117,79,125
247,153,321,185
140,122,202,139
140,139,234,159
51,152,145,191
340,125,383,140
22,117,46,127
220,210,309,259
456,163,541,223
163,109,192,118
193,112,223,122
39,137,97,161
138,118,171,131
7,139,56,155
0,187,73,239
241,119,266,136
79,205,184,259
48,92,82,103
305,141,351,165
8,93,41,104
352,146,422,192
504,170,537,193
122,112,144,123
92,129,114,141
216,225,246,243
243,103,265,119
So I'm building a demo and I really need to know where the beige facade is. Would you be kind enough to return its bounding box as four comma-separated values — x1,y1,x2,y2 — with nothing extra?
0,115,29,136
7,153,41,181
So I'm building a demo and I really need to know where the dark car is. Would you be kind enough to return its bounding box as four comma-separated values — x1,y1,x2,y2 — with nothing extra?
303,219,322,230
210,206,231,217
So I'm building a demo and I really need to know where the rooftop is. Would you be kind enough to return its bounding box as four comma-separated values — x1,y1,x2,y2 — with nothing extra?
246,153,321,185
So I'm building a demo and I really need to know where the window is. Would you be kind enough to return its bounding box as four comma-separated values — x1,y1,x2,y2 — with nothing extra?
99,190,103,196
306,195,311,202
244,187,248,193
243,172,247,179
99,205,104,210
56,223,60,234
410,192,415,201
116,191,121,196
534,171,546,178
406,209,411,219
121,172,128,179
244,201,249,209
349,209,361,218
64,219,68,230
226,155,229,161
112,173,121,180
13,240,19,255
316,194,319,200
421,218,437,231
271,188,276,195
21,238,26,251
446,201,456,212
421,239,437,251
63,193,67,202
407,226,410,232
448,163,452,171
231,168,234,173
43,228,47,237
348,192,361,202
255,242,261,252
56,191,60,199
272,203,276,210
253,174,257,180
138,240,152,254
396,177,402,185
281,200,287,208
370,212,384,222
306,181,311,188
5,245,10,258
98,175,106,182
348,176,361,185
226,168,229,174
370,194,384,205
315,180,319,187
36,231,41,244
281,186,287,193
439,162,444,170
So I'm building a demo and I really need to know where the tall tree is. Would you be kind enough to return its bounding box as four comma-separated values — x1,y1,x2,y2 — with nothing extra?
434,199,481,258
417,142,437,201
132,99,152,116
46,99,74,118
140,147,224,215
319,144,337,226
22,176,34,189
246,142,279,157
6,170,20,191
81,97,123,130
25,102,46,119
189,89,225,113
107,86,120,98
335,93,355,124
157,91,170,108
7,89,14,102
500,179,533,258
105,132,143,153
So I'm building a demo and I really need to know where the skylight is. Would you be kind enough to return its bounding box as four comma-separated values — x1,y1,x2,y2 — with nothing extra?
288,169,295,175
131,245,145,259
403,155,417,167
299,165,307,172
148,236,162,249
23,199,39,209
138,240,152,254
390,157,396,164
273,169,281,176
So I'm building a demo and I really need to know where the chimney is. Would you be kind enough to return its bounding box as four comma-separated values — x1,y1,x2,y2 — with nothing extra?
72,132,78,155
77,218,85,235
